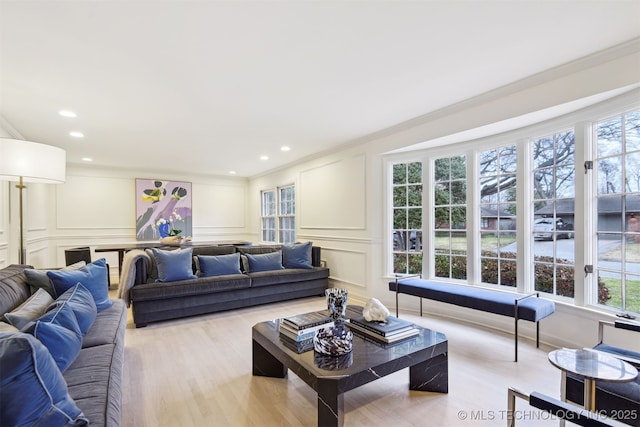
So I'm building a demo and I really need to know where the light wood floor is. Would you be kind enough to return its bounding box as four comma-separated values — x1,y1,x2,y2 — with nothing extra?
120,296,563,427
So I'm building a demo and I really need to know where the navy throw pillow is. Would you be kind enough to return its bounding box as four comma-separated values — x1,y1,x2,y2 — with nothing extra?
48,284,97,336
0,332,88,426
151,248,197,282
282,242,313,269
24,303,82,373
197,253,242,277
47,259,112,312
245,251,284,273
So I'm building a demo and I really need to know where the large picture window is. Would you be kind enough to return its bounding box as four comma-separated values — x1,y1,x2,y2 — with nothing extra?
531,129,576,298
434,155,467,280
479,146,517,287
595,109,640,313
392,162,422,274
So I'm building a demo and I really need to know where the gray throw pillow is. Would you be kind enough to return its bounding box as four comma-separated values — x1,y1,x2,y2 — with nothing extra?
4,289,54,330
24,261,87,297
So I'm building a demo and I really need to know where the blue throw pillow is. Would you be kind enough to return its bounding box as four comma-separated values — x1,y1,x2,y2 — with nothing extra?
197,253,242,277
47,259,112,312
151,248,197,282
282,242,313,269
0,332,88,427
245,251,284,273
48,284,97,336
24,303,82,372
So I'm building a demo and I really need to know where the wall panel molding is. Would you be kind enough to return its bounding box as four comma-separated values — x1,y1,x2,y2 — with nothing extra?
299,154,367,230
321,247,367,288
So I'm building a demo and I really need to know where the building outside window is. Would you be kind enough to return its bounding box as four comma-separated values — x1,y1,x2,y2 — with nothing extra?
261,185,296,244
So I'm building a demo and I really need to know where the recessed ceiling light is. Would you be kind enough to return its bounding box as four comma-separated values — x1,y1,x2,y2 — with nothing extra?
260,155,269,161
280,146,291,152
69,131,84,138
59,110,77,118
82,157,93,162
229,170,236,175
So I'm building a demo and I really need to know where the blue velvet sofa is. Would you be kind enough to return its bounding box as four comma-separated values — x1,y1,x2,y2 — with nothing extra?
123,243,329,327
0,262,126,426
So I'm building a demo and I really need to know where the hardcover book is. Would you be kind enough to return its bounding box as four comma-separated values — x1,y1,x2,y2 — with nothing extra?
282,310,332,330
348,322,420,344
348,315,415,337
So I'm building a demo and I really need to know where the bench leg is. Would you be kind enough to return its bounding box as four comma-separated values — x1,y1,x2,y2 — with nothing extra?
420,298,423,316
514,318,518,362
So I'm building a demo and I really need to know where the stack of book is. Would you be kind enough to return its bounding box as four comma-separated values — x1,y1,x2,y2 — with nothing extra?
279,310,334,353
347,315,419,344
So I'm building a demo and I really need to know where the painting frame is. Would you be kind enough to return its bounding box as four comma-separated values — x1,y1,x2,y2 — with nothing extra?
135,178,193,241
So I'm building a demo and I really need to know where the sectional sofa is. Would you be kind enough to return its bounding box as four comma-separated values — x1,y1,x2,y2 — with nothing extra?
120,243,330,327
0,261,126,427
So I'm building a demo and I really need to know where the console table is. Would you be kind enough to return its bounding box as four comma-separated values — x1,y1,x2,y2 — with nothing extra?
252,317,448,427
548,348,638,412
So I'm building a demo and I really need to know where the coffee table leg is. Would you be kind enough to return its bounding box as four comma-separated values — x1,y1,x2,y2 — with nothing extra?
317,380,344,427
409,352,448,393
252,339,287,378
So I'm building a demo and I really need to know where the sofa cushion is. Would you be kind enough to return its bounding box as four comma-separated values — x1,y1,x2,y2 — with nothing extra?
249,267,330,287
130,275,251,301
81,299,126,349
0,331,88,427
282,242,313,269
24,303,83,372
197,253,242,277
0,322,19,333
47,259,112,312
49,284,97,336
150,248,197,282
4,288,54,330
24,260,86,297
245,251,284,273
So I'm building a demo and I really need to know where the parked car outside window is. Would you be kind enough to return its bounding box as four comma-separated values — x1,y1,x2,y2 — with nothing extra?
533,217,574,240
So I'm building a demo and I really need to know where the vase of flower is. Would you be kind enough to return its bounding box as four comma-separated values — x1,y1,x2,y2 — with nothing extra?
313,288,352,356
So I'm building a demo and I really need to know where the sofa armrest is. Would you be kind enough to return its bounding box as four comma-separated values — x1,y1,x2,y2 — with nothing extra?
134,257,148,285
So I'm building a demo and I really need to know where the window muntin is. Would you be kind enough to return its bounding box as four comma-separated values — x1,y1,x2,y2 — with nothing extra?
531,130,576,298
392,162,422,274
595,110,640,313
434,155,467,280
479,146,517,287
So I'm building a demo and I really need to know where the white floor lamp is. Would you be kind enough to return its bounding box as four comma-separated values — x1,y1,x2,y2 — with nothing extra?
0,138,66,264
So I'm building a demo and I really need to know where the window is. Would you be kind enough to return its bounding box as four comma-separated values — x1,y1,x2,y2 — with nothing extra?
434,155,467,280
261,190,276,242
595,110,640,313
386,95,640,317
479,146,517,287
392,162,422,274
279,185,296,244
531,130,575,298
261,185,296,244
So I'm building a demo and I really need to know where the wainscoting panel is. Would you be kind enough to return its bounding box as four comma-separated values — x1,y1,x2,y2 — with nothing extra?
193,183,246,229
299,154,366,230
321,247,367,288
56,175,134,229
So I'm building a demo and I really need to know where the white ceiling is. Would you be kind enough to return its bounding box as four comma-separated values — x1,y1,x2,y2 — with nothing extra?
1,1,639,178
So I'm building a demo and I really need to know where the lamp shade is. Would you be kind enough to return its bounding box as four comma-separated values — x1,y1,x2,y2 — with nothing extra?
0,138,66,183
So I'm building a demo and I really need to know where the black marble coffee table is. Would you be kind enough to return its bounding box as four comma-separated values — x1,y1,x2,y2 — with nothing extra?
252,317,448,427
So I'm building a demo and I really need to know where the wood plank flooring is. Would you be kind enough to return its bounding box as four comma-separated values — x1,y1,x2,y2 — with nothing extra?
120,296,563,427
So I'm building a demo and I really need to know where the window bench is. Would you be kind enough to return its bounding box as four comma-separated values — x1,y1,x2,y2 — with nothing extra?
388,276,555,361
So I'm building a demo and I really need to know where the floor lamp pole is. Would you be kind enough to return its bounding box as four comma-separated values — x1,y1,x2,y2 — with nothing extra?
17,176,26,264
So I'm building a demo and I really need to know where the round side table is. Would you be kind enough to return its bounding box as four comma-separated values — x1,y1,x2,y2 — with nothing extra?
548,348,638,411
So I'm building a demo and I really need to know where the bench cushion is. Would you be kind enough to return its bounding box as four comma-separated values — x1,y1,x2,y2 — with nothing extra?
389,278,555,322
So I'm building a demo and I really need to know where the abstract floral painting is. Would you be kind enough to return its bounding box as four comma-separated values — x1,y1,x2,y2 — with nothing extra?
135,179,192,240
